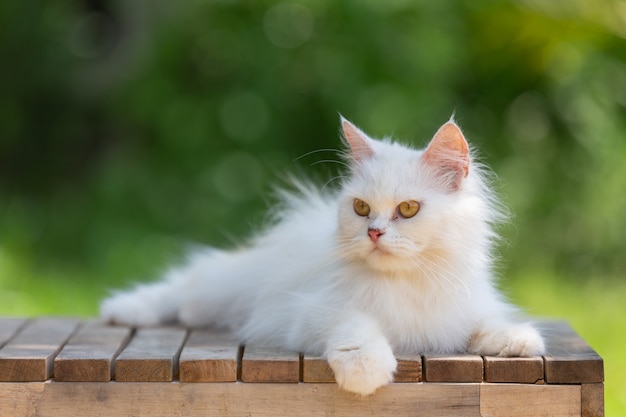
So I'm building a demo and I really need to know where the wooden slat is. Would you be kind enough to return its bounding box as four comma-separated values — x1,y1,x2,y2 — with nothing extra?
54,321,132,382
0,317,81,382
115,327,187,382
178,329,239,382
302,354,334,382
0,382,481,417
395,354,422,382
483,356,544,383
480,383,581,417
303,353,422,383
241,346,299,383
581,383,604,417
423,354,483,382
0,318,28,347
543,321,604,384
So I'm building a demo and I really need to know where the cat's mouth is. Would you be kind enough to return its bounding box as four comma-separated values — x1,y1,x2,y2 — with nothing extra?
371,244,392,256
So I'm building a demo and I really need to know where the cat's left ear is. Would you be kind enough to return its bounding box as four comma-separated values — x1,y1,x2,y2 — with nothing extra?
340,116,375,162
422,120,470,192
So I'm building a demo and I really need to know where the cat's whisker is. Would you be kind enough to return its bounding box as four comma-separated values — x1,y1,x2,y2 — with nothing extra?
292,148,342,162
310,159,351,169
321,175,347,193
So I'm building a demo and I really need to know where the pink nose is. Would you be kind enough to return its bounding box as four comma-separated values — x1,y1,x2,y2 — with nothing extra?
368,228,384,243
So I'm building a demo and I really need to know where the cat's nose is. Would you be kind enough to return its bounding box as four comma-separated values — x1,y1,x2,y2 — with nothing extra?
368,228,385,243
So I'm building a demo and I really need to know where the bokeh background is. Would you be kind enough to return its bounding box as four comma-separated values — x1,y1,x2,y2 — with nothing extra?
1,0,625,413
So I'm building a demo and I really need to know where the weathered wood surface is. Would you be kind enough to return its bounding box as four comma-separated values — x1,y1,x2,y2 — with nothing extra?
483,356,544,383
0,317,81,382
0,382,482,417
581,383,605,417
0,318,27,347
394,353,422,383
0,317,604,417
0,381,589,417
115,327,187,382
179,329,239,382
542,321,604,384
302,354,335,382
241,345,300,383
423,354,484,382
54,320,132,382
480,384,581,417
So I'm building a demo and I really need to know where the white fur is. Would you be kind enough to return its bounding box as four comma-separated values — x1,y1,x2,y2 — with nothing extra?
101,119,545,395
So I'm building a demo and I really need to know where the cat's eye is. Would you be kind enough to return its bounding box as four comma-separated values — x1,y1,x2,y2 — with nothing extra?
397,200,420,218
353,198,371,217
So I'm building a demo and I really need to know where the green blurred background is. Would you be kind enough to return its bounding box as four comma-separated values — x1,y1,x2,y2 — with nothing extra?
1,0,625,413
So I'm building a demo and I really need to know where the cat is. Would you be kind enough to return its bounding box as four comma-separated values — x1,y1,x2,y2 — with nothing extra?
100,116,545,395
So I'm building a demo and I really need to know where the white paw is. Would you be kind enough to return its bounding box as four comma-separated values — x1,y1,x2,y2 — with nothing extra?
327,339,397,396
469,322,545,357
100,292,163,327
497,323,545,357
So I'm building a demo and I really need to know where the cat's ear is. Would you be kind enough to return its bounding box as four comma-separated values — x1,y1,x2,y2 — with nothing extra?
340,116,375,162
422,120,470,192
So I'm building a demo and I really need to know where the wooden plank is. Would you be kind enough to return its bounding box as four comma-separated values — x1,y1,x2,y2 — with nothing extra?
543,321,604,384
115,327,187,382
0,318,28,347
395,353,422,383
581,383,604,417
302,354,334,383
483,356,544,383
241,346,300,383
0,381,481,417
480,383,581,417
0,317,81,382
302,353,422,383
178,329,240,382
423,354,483,382
54,321,132,382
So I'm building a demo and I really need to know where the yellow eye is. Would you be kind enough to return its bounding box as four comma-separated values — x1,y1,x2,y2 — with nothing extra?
353,198,371,217
397,200,420,218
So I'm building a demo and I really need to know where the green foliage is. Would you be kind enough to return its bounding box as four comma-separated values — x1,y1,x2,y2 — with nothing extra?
2,0,624,281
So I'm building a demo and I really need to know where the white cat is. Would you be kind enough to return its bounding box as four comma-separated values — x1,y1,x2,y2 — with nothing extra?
101,117,545,395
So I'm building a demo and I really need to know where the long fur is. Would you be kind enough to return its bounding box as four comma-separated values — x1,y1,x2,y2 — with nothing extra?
101,118,544,395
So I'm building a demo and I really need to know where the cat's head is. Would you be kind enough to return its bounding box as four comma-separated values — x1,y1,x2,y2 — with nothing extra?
336,117,500,277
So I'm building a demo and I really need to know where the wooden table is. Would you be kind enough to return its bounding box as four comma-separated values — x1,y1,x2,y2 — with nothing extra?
0,317,603,416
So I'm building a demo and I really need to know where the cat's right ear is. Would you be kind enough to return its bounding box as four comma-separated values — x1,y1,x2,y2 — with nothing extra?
340,116,375,162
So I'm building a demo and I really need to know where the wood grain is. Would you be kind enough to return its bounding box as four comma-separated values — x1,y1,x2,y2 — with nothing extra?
0,318,28,347
115,327,187,382
395,353,422,382
542,321,604,384
581,383,604,417
54,321,132,382
480,383,581,417
241,346,300,383
423,354,483,382
484,356,544,383
0,381,481,417
0,317,81,382
178,329,240,382
302,354,335,382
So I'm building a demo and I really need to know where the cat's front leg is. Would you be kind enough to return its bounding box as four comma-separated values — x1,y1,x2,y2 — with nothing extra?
467,319,545,357
324,312,397,396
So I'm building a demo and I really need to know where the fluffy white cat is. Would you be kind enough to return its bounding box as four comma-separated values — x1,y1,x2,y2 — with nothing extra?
101,117,545,395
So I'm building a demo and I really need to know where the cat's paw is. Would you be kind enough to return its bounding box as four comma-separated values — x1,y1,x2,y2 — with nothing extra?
469,322,545,357
100,292,163,327
327,339,397,396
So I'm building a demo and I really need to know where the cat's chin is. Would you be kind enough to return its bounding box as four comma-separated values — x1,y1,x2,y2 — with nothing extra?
363,250,410,275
